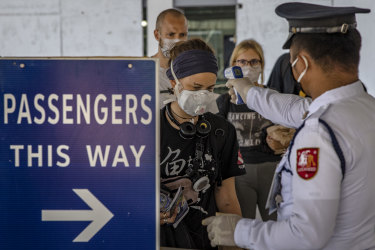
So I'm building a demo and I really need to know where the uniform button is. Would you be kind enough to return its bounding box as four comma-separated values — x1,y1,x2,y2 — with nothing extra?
275,194,283,208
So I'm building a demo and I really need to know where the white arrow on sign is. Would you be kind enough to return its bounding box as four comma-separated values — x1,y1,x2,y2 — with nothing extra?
41,189,114,242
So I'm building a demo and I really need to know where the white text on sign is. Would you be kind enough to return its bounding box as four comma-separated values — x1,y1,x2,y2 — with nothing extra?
3,93,152,125
9,144,146,167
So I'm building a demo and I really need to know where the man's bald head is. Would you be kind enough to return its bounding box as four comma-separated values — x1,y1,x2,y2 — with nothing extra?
155,8,187,32
153,8,188,61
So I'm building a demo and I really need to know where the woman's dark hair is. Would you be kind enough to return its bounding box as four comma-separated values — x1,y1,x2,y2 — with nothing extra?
168,38,214,67
291,29,362,72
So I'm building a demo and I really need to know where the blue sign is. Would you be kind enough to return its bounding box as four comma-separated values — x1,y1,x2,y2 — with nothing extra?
0,58,158,249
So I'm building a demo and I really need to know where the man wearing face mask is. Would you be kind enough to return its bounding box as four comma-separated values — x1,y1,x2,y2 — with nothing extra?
160,38,245,250
203,2,375,250
267,53,307,97
151,8,188,109
216,39,294,222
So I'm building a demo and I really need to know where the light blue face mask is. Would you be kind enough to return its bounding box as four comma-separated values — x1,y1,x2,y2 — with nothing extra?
171,61,215,116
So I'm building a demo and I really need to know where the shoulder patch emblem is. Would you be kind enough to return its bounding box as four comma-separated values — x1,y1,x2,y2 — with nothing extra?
296,148,319,180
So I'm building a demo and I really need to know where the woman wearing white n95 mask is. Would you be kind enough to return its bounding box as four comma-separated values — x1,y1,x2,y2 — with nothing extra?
169,59,217,117
160,38,245,250
216,39,295,222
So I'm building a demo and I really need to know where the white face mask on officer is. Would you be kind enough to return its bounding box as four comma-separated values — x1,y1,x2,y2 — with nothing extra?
291,55,308,83
160,38,180,58
173,81,214,116
241,65,262,83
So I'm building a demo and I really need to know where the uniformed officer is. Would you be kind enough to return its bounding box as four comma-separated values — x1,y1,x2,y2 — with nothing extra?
202,2,375,249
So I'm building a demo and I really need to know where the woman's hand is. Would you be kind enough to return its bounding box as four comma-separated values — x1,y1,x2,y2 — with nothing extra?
266,125,296,155
266,135,285,153
160,206,178,225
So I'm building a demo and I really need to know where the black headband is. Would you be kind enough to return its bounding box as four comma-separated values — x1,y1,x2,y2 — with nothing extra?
166,49,218,80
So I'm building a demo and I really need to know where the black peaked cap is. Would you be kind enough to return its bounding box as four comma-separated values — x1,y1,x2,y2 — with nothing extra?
275,2,370,49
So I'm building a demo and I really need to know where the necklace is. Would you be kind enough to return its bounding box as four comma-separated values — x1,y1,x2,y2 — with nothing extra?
170,105,195,124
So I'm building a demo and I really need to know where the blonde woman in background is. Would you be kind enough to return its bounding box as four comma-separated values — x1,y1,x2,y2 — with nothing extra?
216,39,294,221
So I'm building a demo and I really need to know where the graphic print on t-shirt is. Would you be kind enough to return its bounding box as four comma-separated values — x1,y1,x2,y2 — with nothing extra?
161,145,216,212
227,112,272,147
161,146,214,178
160,147,186,176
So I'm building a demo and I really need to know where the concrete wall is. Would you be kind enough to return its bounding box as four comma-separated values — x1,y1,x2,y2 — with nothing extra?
1,0,374,95
0,0,143,57
237,0,375,96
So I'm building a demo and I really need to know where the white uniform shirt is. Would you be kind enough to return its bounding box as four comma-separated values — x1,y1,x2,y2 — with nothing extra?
247,87,311,128
234,81,375,250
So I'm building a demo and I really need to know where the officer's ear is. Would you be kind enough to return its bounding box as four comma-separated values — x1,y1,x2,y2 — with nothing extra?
290,46,310,66
298,51,312,68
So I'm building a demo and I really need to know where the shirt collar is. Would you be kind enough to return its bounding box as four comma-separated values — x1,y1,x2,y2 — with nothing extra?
306,80,364,118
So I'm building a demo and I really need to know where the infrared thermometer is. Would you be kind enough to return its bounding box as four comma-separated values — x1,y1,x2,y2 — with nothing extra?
224,66,245,104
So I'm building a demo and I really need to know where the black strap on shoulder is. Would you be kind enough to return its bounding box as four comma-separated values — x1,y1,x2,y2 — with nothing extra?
160,88,173,94
318,119,346,178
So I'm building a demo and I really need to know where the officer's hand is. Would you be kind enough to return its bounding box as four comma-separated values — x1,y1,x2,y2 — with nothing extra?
228,87,237,104
226,78,256,104
202,213,242,247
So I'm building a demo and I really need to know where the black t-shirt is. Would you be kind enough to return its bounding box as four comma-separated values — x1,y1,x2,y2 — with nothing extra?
160,107,245,249
216,93,281,164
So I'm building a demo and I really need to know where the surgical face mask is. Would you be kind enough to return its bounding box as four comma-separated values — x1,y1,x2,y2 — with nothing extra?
241,65,262,83
170,60,215,116
160,38,180,58
291,55,308,83
174,82,215,116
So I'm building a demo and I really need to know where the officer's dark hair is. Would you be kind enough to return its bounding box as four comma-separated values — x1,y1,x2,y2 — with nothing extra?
168,38,215,67
155,8,187,31
291,29,362,73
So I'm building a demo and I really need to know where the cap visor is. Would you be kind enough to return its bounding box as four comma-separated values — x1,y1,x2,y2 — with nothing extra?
282,33,294,49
